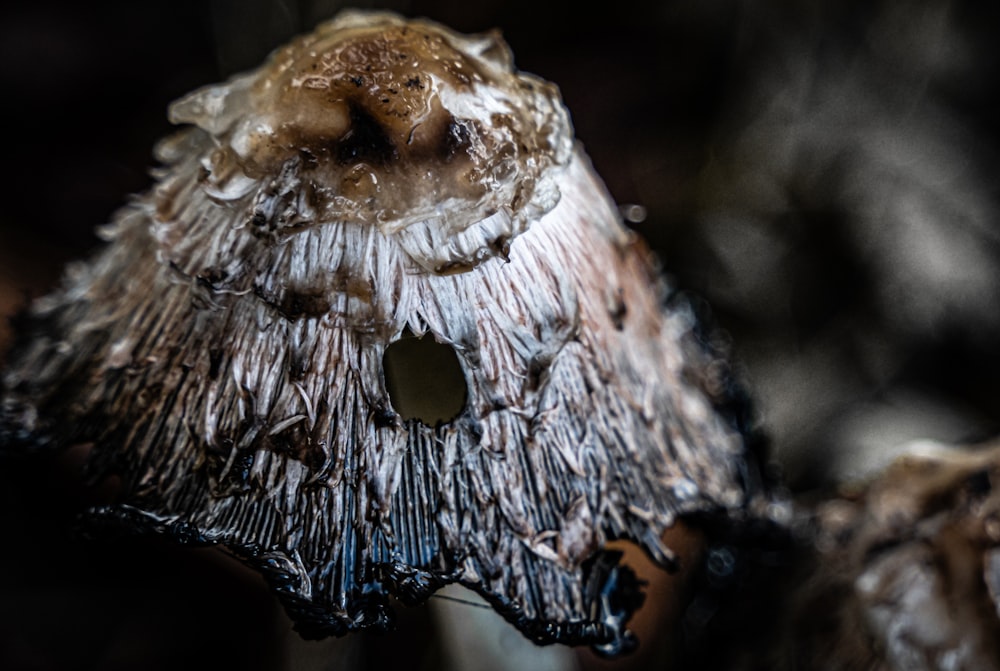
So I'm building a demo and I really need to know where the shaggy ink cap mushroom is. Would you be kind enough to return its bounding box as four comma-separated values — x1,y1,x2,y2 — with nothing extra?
0,10,762,657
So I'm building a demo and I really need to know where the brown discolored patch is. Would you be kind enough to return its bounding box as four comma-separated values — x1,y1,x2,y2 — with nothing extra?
330,268,375,303
334,103,398,166
207,347,224,380
285,346,309,381
253,285,332,321
608,288,628,330
488,234,511,262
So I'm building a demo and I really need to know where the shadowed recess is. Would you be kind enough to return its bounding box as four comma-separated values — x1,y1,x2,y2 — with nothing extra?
383,328,467,426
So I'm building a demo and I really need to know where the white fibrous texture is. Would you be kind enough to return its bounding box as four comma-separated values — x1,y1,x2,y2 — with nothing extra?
0,10,758,653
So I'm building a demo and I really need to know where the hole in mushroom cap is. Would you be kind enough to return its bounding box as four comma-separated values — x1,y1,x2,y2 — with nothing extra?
383,327,467,426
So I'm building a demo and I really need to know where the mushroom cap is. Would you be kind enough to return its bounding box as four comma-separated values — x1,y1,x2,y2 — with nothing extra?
167,10,573,273
0,9,761,655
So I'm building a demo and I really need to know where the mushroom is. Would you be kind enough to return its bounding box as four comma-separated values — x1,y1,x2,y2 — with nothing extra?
0,10,763,656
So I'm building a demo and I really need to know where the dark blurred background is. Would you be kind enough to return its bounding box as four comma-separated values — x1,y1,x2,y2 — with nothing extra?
1,0,999,669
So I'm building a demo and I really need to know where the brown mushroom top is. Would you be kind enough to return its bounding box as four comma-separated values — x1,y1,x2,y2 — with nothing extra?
165,11,573,270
